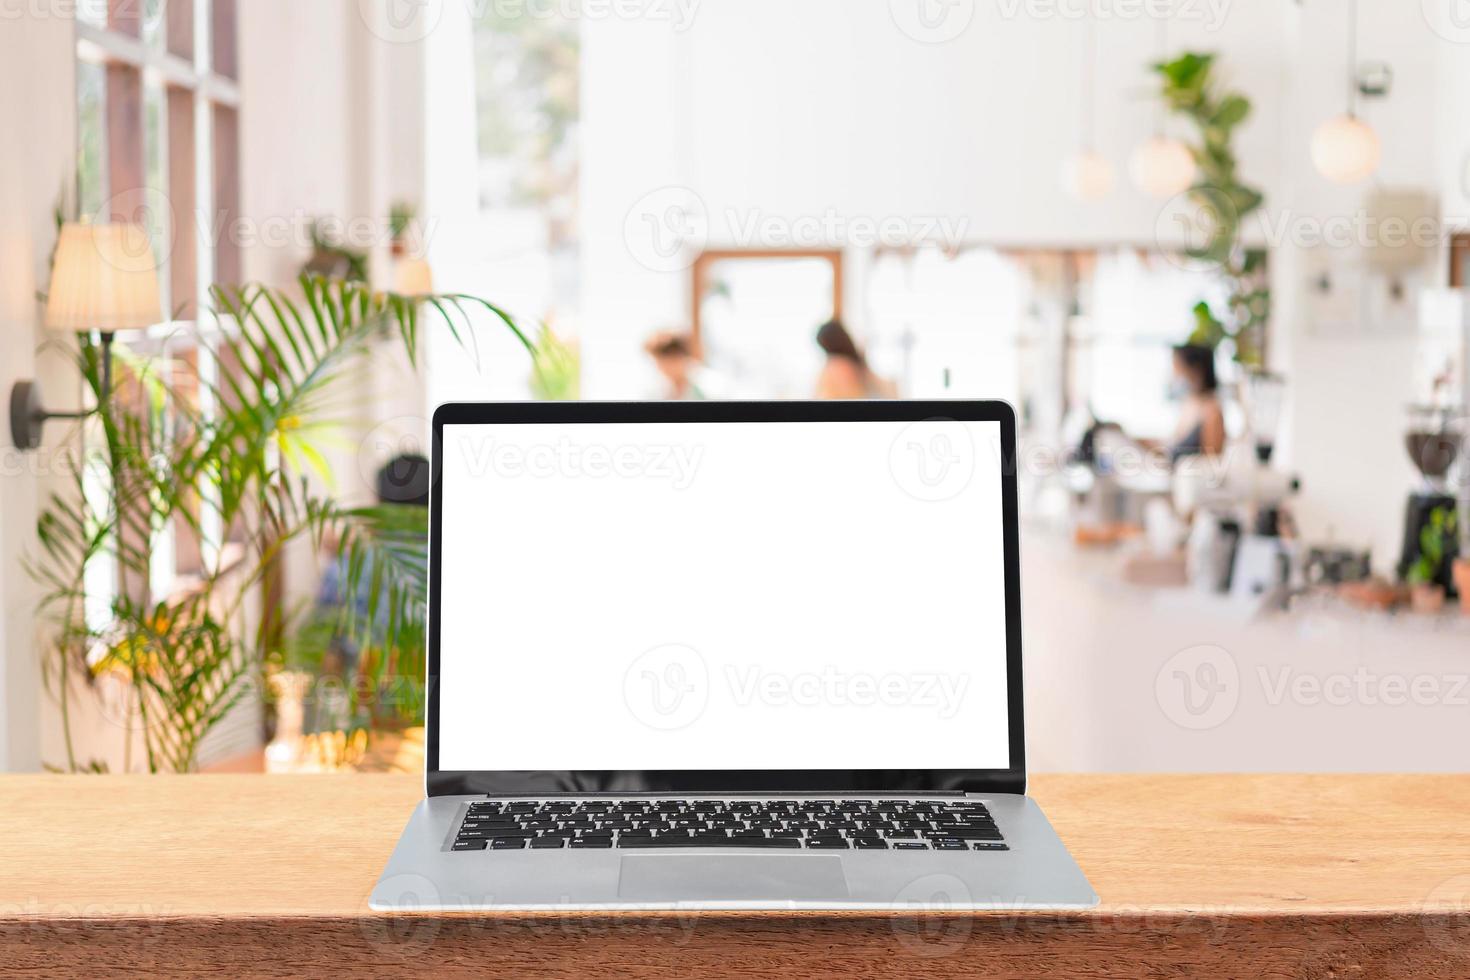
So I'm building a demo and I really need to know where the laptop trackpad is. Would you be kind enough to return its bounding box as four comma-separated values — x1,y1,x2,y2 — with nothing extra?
617,855,849,903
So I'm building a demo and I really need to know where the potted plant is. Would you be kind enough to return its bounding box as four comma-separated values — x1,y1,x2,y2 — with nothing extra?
32,275,532,772
1408,507,1457,614
388,201,417,258
1149,52,1270,367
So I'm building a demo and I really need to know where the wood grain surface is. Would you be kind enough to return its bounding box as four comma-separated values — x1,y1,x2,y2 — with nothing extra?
3,774,1469,977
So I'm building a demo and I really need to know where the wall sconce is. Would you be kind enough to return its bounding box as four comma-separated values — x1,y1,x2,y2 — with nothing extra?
9,222,161,450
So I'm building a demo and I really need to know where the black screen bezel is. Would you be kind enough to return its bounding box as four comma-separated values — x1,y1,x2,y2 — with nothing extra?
426,400,1026,797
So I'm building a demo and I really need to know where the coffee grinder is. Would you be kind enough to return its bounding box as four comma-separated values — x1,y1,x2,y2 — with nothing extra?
1399,405,1461,594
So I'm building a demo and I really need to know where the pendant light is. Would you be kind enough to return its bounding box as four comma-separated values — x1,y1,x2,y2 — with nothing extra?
1131,3,1196,198
1311,0,1381,184
1062,12,1114,201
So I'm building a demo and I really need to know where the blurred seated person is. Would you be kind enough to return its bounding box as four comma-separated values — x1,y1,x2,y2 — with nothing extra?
645,331,727,400
814,320,896,399
1165,344,1225,462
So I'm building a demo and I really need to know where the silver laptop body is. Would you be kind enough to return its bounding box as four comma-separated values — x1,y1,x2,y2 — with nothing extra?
371,401,1097,911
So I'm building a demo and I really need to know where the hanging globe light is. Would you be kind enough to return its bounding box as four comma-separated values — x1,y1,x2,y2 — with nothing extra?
1311,113,1381,184
1130,136,1197,198
1313,0,1381,185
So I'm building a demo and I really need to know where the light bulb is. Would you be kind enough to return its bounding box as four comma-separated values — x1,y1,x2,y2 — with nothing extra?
1062,150,1115,201
1130,136,1197,198
1311,114,1381,184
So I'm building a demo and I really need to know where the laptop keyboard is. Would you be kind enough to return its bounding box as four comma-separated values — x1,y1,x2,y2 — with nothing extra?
450,799,1006,852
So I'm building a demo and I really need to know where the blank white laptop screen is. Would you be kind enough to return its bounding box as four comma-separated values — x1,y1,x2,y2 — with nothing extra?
436,419,1011,772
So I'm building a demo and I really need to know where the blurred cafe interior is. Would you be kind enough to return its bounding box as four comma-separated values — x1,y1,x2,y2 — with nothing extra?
1,0,1469,778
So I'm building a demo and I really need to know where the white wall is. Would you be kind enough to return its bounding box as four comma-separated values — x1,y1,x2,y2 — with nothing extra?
0,11,78,771
581,0,1459,572
580,0,1291,397
1272,0,1454,571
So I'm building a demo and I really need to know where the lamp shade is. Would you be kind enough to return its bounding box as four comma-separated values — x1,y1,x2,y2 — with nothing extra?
44,222,162,333
1130,136,1197,198
1311,114,1381,184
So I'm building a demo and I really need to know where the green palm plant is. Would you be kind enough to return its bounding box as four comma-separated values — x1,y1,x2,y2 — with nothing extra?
32,275,531,772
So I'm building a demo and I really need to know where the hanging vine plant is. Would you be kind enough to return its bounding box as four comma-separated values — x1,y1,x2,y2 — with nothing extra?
1152,51,1271,366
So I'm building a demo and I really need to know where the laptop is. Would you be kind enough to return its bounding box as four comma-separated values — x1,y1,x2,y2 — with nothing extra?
370,400,1098,911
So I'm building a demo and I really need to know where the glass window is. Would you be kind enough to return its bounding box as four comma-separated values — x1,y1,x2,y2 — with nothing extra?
695,253,839,399
74,0,241,602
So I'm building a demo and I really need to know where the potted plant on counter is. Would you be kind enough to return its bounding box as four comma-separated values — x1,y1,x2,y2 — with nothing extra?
1408,508,1457,614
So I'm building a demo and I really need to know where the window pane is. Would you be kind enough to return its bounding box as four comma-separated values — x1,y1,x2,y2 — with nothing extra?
145,78,170,311
77,60,108,217
697,256,836,399
212,103,241,285
104,63,145,221
167,87,198,318
77,0,108,28
107,0,142,36
141,0,166,52
210,0,238,79
167,0,195,61
867,248,1031,405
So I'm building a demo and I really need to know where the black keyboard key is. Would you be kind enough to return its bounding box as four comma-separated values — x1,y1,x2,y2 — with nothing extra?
530,837,566,849
925,829,1003,841
883,830,917,839
933,841,969,850
974,843,1010,851
452,839,488,851
805,838,850,849
892,842,929,850
569,838,613,849
853,838,888,850
490,838,527,849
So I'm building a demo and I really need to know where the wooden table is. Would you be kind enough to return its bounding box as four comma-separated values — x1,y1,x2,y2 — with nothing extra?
3,774,1469,977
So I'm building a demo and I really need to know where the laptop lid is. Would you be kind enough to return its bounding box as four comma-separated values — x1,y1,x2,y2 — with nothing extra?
426,401,1025,797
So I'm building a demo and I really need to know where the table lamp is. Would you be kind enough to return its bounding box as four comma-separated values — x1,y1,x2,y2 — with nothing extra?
9,222,161,450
